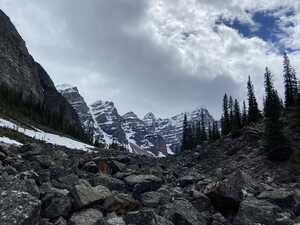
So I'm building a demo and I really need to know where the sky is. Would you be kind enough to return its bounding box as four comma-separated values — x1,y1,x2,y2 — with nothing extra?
1,0,300,119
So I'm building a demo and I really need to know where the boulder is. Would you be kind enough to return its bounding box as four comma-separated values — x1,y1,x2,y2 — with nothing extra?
234,197,281,225
0,190,41,225
124,174,162,195
89,174,126,191
82,161,98,173
211,213,228,225
178,175,198,187
68,208,104,225
103,193,141,215
41,192,72,219
125,209,174,225
204,170,261,217
106,213,126,225
257,189,295,208
71,181,112,209
161,199,207,225
141,191,163,207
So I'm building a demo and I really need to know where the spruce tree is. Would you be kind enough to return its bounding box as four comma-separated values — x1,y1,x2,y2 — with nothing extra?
229,96,234,130
222,94,231,135
208,122,213,141
247,76,260,124
195,121,203,146
283,53,298,108
181,114,193,150
231,99,242,137
200,109,207,141
264,68,291,161
242,100,247,127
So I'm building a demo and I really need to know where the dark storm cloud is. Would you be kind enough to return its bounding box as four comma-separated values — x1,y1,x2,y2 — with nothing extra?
1,0,239,118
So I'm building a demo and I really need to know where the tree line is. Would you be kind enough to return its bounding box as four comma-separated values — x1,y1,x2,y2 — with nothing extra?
0,84,90,143
182,53,299,162
181,109,221,150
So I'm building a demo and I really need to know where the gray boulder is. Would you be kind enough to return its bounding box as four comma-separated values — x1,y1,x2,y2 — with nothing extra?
257,189,295,208
234,197,281,225
124,174,162,195
125,209,174,225
71,181,112,209
103,193,141,215
89,174,126,191
41,192,72,219
161,199,207,225
141,191,163,207
69,208,104,225
0,190,41,225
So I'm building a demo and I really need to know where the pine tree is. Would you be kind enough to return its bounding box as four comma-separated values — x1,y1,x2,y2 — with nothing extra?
208,122,213,141
195,122,203,146
247,76,260,124
229,96,234,130
181,114,193,150
200,109,207,141
222,94,231,135
283,53,298,108
231,99,242,137
264,67,291,161
242,100,247,127
214,121,221,140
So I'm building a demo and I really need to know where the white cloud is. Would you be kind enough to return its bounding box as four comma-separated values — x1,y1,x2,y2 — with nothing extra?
1,0,300,119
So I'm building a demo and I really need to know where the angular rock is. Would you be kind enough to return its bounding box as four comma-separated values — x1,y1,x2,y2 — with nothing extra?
141,191,163,207
41,192,72,219
103,193,141,215
0,190,41,225
204,170,261,216
124,174,162,194
125,209,174,225
106,213,126,225
69,208,104,225
161,199,207,225
71,181,112,209
257,189,295,208
89,174,126,191
234,197,281,225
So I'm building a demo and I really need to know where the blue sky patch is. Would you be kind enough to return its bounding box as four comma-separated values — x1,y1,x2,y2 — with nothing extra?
216,8,297,53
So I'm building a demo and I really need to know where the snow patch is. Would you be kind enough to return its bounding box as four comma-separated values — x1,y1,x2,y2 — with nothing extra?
0,137,23,146
0,118,94,151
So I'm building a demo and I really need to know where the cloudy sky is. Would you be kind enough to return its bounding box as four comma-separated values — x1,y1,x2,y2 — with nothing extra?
1,0,300,119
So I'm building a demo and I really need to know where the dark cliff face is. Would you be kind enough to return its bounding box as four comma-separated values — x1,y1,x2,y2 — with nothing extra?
0,10,43,102
36,64,84,130
0,10,84,138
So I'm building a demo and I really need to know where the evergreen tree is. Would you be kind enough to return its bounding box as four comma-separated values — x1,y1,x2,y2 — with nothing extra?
264,68,291,161
195,121,203,146
283,53,298,108
211,121,220,141
232,99,242,130
222,94,231,135
229,96,234,130
247,76,260,124
181,114,193,150
242,100,247,127
208,122,213,141
200,109,207,141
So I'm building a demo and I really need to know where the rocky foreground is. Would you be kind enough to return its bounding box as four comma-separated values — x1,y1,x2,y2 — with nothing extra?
0,125,300,225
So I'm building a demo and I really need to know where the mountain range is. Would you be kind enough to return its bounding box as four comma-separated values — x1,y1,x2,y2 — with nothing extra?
57,84,215,156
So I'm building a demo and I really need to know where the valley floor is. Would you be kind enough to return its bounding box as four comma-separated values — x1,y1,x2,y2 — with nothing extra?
0,121,300,225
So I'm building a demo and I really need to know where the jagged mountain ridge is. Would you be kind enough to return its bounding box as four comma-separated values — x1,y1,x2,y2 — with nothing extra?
58,84,215,155
144,108,215,152
58,85,168,156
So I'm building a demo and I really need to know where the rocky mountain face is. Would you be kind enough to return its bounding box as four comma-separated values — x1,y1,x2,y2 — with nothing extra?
0,9,84,136
58,85,167,156
144,108,215,152
57,84,95,141
1,118,299,225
